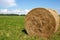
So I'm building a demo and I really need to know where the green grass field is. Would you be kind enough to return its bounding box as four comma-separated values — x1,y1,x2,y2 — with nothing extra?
0,16,60,40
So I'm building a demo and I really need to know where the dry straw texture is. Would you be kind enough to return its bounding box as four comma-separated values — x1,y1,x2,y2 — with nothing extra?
25,8,59,38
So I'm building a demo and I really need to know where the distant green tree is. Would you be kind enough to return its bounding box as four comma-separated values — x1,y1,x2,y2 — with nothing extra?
20,14,26,16
0,14,19,16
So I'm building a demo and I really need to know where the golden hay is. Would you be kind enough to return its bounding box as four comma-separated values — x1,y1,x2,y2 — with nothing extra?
25,8,59,38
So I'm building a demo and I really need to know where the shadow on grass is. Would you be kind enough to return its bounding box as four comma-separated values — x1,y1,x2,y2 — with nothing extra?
22,29,28,35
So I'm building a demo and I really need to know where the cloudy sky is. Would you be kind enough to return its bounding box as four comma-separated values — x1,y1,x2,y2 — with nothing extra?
0,0,60,15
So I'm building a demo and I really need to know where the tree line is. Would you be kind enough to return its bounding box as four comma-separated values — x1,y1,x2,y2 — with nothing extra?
0,14,26,16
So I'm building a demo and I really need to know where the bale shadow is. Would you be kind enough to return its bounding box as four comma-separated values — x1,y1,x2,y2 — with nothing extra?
22,29,28,35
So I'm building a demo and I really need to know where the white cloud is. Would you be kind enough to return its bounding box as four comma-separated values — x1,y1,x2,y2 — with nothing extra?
0,9,8,13
23,9,31,15
0,0,17,7
54,8,60,14
0,9,30,15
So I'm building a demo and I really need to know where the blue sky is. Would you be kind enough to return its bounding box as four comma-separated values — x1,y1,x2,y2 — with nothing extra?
16,0,60,9
0,0,60,14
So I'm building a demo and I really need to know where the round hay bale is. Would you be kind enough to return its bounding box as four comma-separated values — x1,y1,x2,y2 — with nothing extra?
25,8,59,38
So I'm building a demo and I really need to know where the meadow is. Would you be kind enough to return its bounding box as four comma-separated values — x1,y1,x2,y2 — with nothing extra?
0,16,60,40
